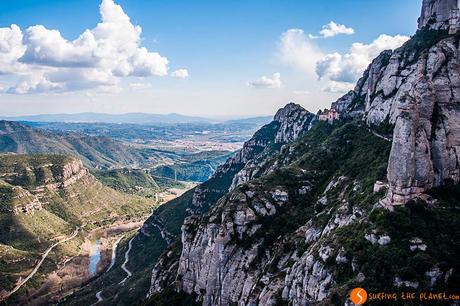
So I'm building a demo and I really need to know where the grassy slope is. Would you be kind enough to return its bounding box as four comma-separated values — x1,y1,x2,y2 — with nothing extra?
93,169,187,200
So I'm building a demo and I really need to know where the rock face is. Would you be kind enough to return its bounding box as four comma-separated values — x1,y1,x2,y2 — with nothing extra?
273,102,314,144
45,159,89,189
382,35,460,204
418,0,459,32
229,103,314,190
0,156,91,214
332,26,460,204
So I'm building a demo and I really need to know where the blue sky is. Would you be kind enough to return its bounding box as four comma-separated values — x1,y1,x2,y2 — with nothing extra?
0,0,421,117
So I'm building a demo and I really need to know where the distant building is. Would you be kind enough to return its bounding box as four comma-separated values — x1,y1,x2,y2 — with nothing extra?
317,108,340,122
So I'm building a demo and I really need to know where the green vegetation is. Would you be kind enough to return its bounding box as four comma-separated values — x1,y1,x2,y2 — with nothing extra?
152,161,215,182
0,154,74,188
224,120,391,251
151,150,232,182
0,154,157,297
94,168,161,196
332,193,460,303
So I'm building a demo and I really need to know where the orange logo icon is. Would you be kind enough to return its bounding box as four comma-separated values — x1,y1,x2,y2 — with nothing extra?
350,287,367,305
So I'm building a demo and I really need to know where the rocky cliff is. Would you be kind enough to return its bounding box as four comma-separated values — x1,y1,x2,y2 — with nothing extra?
0,155,91,214
418,0,459,32
331,9,460,205
140,103,314,268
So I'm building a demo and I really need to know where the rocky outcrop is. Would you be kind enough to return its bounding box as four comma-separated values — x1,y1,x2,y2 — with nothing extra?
3,158,91,214
382,36,460,204
418,0,459,32
229,103,314,190
332,26,460,205
273,102,314,143
46,159,89,189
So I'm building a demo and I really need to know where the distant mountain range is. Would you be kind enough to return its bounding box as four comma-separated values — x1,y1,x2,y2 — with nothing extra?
0,120,159,169
0,112,272,125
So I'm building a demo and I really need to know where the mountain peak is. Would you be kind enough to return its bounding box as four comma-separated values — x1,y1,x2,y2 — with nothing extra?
274,102,306,122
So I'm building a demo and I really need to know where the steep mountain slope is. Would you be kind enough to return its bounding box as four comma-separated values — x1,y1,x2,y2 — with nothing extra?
60,103,315,305
0,121,156,169
146,1,460,305
0,154,156,303
149,121,459,305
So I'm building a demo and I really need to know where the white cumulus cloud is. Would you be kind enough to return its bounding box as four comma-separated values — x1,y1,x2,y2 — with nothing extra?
0,0,171,94
318,21,355,38
316,34,409,86
171,69,189,79
247,73,282,89
0,24,27,74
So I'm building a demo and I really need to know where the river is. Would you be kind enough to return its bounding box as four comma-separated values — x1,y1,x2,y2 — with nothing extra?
88,239,101,276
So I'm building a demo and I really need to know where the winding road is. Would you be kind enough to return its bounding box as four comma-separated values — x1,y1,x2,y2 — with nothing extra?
2,226,81,301
106,234,125,272
119,236,135,285
91,233,127,304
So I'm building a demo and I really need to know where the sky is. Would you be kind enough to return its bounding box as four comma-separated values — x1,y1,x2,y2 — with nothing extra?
0,0,421,118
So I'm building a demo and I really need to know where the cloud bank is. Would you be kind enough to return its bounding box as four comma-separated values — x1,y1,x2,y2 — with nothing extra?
278,29,323,76
0,0,171,94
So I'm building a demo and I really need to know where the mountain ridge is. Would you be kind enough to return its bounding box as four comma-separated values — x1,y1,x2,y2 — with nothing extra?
0,113,274,125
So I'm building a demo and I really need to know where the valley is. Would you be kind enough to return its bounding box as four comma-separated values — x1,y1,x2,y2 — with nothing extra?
0,113,262,305
0,153,194,305
1,0,459,305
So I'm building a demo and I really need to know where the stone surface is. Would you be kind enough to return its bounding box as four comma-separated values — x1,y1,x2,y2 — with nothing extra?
333,31,460,205
418,0,459,31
